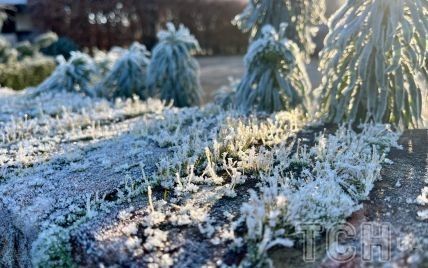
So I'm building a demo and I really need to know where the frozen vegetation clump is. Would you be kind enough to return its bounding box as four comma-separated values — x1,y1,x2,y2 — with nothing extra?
15,32,58,59
0,31,57,63
233,0,326,58
30,225,74,268
234,25,310,113
95,42,150,100
319,0,427,128
0,32,57,90
237,124,401,265
147,23,203,107
31,52,97,96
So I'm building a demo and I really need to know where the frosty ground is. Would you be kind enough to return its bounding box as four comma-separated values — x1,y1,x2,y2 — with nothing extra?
0,78,427,267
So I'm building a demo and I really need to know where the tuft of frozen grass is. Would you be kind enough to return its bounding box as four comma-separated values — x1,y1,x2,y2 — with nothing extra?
287,176,359,230
147,23,203,107
235,123,401,265
417,187,428,206
31,52,97,97
238,177,293,267
234,25,311,113
416,186,428,221
95,42,151,100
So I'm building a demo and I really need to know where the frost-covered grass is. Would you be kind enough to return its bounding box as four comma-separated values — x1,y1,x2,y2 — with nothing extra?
0,90,166,177
235,124,401,266
416,184,428,221
0,87,402,267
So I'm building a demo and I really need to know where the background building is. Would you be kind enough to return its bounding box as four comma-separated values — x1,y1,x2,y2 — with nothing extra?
0,0,34,44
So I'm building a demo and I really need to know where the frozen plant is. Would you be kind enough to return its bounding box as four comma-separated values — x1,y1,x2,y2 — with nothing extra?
417,187,428,206
16,32,58,59
95,42,150,100
31,225,74,268
147,23,203,107
32,52,97,96
287,176,360,230
234,25,311,113
0,31,57,90
319,0,427,128
0,32,57,63
238,177,294,267
233,0,326,58
235,123,400,265
93,47,125,76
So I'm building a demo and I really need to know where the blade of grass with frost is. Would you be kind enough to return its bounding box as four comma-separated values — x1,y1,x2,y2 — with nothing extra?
31,51,97,97
234,24,311,113
233,0,326,59
95,42,150,100
319,0,427,128
236,123,401,266
147,23,202,107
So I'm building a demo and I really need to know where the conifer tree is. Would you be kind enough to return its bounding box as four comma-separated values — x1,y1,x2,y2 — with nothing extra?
96,42,150,100
147,23,202,107
32,52,96,96
320,0,427,128
233,0,326,58
234,24,311,113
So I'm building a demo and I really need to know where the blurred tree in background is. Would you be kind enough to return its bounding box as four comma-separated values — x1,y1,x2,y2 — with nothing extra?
28,0,248,55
